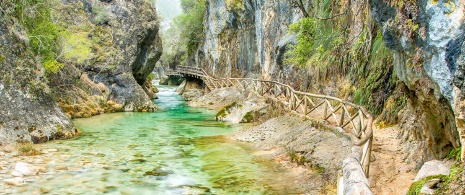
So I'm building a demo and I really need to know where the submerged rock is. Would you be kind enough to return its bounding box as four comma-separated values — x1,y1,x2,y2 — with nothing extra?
15,162,38,176
3,177,24,186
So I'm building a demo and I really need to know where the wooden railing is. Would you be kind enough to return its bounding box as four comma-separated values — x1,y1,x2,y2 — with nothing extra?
164,68,181,76
174,65,373,183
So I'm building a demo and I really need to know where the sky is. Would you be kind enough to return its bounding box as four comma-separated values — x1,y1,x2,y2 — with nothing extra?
155,0,183,30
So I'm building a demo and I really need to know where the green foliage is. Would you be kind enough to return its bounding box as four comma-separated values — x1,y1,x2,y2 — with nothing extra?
0,54,5,63
284,0,400,118
285,17,343,69
446,147,462,161
242,111,254,123
225,0,244,10
356,31,396,115
18,143,41,155
432,163,465,194
407,175,448,195
13,0,64,73
147,73,154,81
160,0,206,65
63,32,93,64
43,60,64,74
177,0,206,55
215,101,240,120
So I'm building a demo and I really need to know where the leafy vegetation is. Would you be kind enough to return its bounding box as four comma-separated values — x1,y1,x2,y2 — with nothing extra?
446,147,462,161
161,0,206,65
63,32,93,64
285,0,405,119
13,0,65,74
18,143,41,156
225,0,245,10
215,101,241,120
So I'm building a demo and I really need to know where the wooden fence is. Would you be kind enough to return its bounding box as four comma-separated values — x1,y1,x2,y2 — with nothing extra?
174,65,373,178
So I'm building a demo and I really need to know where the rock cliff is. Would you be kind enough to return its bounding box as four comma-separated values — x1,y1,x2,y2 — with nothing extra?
51,0,162,118
191,0,464,163
0,0,162,144
370,0,464,161
0,11,75,144
192,0,301,81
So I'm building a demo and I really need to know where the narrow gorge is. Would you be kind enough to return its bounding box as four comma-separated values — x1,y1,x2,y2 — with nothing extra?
1,0,464,194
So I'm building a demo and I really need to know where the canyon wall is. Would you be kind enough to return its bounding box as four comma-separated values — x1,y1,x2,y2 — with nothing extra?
370,0,464,162
192,0,464,163
0,0,162,144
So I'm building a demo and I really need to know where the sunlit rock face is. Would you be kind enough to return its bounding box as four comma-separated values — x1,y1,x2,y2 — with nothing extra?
371,0,464,162
0,0,163,144
193,0,300,81
0,19,76,144
52,0,163,115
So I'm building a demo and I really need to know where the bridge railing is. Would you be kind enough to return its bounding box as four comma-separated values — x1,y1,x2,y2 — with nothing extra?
176,65,373,192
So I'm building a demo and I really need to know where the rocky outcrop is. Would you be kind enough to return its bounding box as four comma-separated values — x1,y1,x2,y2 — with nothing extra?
193,0,302,82
233,116,352,194
0,17,76,144
0,0,162,144
49,0,162,117
370,0,464,161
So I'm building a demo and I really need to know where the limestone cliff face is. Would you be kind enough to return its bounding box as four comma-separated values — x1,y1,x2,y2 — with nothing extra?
192,0,300,81
0,16,76,144
50,0,162,118
0,0,162,144
370,0,464,161
193,0,464,163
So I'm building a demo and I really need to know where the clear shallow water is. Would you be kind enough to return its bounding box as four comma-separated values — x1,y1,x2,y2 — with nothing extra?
13,85,300,195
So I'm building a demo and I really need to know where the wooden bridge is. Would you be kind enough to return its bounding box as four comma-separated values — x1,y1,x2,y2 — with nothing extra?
166,65,373,192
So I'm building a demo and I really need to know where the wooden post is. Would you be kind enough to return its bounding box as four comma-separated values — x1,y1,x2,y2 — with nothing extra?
324,100,328,120
357,110,363,137
362,136,373,177
304,96,308,115
339,104,345,127
290,92,295,110
286,87,290,100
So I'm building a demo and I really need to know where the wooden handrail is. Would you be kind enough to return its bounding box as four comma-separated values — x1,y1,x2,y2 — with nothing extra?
174,65,373,179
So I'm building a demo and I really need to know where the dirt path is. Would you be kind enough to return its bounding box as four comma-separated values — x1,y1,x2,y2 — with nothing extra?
370,125,416,195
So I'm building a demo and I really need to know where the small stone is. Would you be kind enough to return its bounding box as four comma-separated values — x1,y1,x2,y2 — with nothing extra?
55,166,68,171
15,162,38,176
4,177,24,186
46,149,58,152
11,171,23,177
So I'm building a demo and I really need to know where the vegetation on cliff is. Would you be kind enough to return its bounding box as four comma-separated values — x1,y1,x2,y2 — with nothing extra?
285,0,404,125
11,0,64,73
160,0,206,66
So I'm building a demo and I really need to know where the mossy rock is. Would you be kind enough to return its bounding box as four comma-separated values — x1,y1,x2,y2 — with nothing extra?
407,175,448,195
241,111,254,123
215,101,241,121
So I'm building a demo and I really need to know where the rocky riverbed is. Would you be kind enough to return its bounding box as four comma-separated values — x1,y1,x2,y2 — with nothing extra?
183,85,353,194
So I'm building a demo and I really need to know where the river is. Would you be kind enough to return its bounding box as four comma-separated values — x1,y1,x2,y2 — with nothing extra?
9,85,301,194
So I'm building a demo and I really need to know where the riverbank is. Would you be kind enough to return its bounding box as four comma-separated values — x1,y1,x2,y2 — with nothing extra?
184,85,353,194
1,85,319,194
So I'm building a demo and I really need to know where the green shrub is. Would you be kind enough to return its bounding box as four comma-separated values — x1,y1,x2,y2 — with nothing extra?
446,147,462,161
14,0,64,74
63,32,93,64
18,143,41,156
242,111,254,123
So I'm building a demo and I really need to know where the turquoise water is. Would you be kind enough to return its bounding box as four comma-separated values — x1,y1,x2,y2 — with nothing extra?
12,85,300,194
